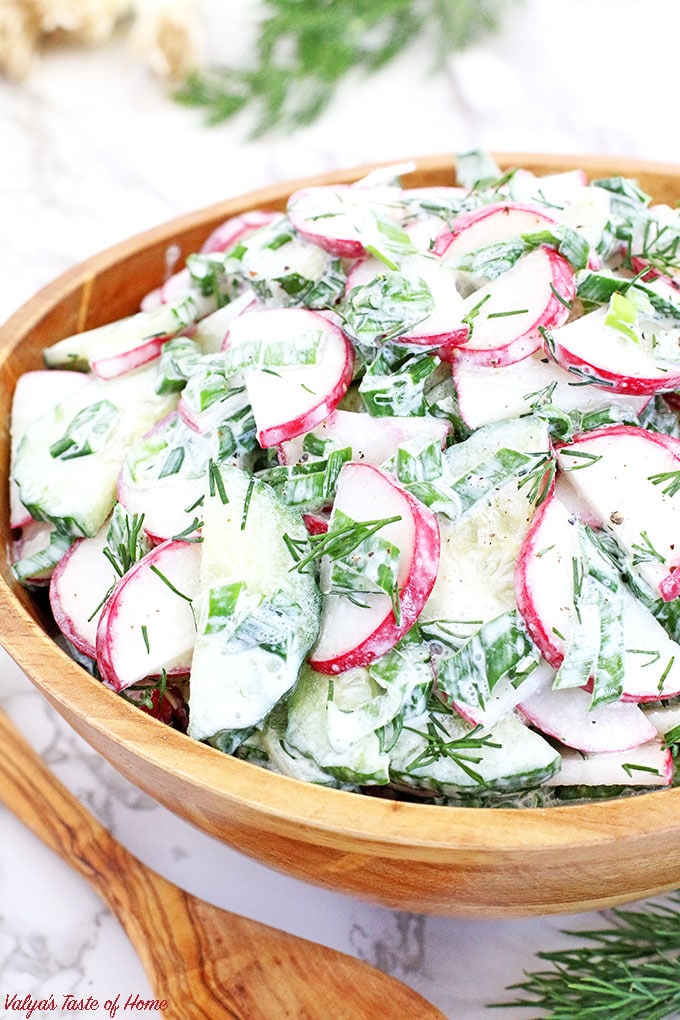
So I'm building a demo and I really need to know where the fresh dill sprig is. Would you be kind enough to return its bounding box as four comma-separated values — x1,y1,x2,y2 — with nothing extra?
495,894,680,1019
174,0,518,137
403,718,500,782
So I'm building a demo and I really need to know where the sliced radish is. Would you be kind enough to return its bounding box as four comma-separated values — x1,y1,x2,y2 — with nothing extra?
200,210,283,255
139,267,193,313
345,253,468,350
278,408,449,468
517,685,657,753
450,247,575,367
515,490,680,699
555,425,680,601
140,213,282,312
49,526,119,659
44,297,214,380
545,306,680,395
224,307,354,447
10,370,88,529
309,463,439,674
434,201,558,261
303,510,330,535
545,741,673,787
96,539,201,692
287,183,405,258
452,348,648,430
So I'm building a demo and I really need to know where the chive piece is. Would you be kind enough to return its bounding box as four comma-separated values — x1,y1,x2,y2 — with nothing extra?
208,459,229,504
149,564,194,603
241,478,255,531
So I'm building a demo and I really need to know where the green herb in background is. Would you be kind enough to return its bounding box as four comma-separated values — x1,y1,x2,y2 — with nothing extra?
174,0,518,136
494,894,680,1018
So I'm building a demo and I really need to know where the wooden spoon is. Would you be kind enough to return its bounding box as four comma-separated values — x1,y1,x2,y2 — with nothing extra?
0,709,447,1019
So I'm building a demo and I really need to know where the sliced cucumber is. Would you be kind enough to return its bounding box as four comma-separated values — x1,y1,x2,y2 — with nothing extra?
13,366,176,537
283,664,391,785
420,416,550,627
188,464,321,742
389,710,560,795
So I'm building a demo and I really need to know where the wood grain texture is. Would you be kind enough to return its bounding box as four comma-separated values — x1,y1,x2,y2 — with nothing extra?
0,710,446,1020
3,154,680,918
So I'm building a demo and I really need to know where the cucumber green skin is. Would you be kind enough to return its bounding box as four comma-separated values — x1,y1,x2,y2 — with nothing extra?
389,713,561,795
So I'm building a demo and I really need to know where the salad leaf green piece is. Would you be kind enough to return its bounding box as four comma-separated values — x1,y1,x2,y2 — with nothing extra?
49,401,119,461
342,272,434,347
433,610,541,713
554,524,624,707
359,348,439,417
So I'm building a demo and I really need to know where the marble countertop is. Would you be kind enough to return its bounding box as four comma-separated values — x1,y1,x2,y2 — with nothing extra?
2,1,680,1016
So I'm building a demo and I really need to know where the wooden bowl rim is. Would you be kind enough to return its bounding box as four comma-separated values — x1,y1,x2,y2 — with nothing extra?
3,150,680,856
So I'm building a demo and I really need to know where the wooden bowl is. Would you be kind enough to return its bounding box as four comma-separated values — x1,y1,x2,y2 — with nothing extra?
4,153,680,918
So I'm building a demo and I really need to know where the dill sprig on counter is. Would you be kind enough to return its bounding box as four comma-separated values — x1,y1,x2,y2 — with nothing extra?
496,894,680,1019
174,0,518,136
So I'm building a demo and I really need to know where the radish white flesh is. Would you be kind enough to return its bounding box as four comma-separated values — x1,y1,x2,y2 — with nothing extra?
278,408,449,468
49,526,119,659
452,247,575,367
545,306,680,394
345,254,468,350
224,307,354,447
96,540,201,692
10,370,88,529
118,468,203,544
309,463,439,674
287,183,405,258
434,201,558,261
452,349,648,430
514,490,680,699
555,425,680,601
517,684,657,753
545,741,673,787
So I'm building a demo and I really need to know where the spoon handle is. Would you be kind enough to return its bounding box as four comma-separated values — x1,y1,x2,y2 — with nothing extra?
0,708,449,1020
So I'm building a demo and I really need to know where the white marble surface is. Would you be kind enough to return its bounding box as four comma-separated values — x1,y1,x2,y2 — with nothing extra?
2,1,680,1017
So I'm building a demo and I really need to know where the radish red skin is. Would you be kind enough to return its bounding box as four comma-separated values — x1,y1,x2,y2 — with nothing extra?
546,322,680,395
90,333,171,380
287,185,368,258
310,470,440,674
513,485,564,667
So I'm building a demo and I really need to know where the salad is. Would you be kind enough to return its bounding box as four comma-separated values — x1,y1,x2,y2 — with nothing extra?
11,151,680,807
